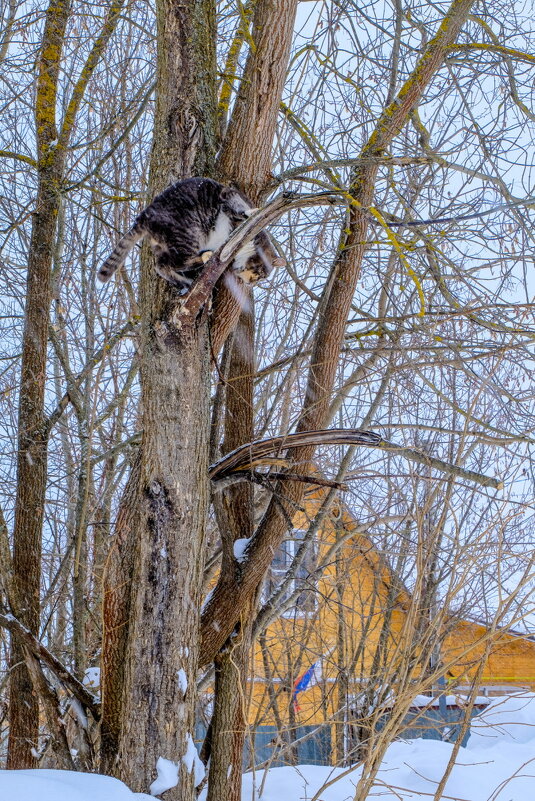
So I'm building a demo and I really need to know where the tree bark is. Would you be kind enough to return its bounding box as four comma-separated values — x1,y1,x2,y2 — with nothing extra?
7,0,71,768
205,604,254,801
115,320,210,794
206,310,255,801
217,0,299,199
8,168,64,769
210,0,299,358
100,1,218,796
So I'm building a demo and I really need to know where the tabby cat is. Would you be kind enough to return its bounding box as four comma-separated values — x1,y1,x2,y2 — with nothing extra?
98,177,284,289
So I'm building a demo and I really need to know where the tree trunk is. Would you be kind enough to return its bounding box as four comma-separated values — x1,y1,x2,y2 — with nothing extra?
206,604,254,801
8,0,126,768
8,172,63,768
7,0,71,767
200,0,477,667
100,1,218,795
210,0,299,358
205,2,299,796
115,321,210,793
206,309,254,801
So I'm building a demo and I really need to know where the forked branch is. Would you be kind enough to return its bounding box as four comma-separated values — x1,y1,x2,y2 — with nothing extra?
171,190,341,327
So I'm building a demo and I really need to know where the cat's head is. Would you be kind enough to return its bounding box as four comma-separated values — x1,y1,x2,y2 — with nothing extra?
233,230,286,284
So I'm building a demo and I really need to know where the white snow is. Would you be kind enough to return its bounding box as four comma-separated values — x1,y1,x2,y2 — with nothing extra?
466,691,535,748
182,733,205,787
4,693,535,801
83,666,101,691
409,693,490,707
233,537,251,562
201,588,214,612
68,697,88,730
177,668,188,696
0,769,153,801
149,756,179,796
209,736,535,801
197,692,535,801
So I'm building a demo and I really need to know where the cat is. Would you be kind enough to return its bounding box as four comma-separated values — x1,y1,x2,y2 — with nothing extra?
98,176,285,289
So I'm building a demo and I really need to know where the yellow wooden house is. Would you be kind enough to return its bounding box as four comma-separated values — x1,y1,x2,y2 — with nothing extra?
240,491,535,765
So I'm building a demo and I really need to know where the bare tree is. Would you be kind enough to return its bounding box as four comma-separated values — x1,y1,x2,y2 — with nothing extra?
5,0,125,768
1,2,534,801
100,1,218,794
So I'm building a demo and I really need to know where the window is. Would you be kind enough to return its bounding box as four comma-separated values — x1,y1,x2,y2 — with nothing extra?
265,530,317,616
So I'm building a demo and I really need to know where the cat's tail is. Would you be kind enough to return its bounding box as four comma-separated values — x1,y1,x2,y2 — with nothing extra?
98,223,144,282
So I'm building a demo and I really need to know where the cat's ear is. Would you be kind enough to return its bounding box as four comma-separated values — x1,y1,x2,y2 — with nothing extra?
220,185,242,209
221,184,252,206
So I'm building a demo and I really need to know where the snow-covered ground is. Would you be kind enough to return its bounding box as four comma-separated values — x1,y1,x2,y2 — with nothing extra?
226,694,535,801
2,693,535,800
0,769,153,800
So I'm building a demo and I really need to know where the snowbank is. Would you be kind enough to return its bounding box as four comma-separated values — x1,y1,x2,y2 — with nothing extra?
0,769,153,801
466,691,535,748
3,694,535,801
221,735,535,801
199,693,535,801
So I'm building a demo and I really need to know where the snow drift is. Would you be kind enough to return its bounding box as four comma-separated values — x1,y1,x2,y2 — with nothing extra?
2,693,535,800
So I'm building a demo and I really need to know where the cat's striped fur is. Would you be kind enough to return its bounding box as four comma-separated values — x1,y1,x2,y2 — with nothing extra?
98,177,284,289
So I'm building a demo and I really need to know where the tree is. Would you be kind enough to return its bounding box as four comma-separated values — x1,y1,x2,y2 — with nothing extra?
1,1,534,800
4,0,125,768
99,0,220,793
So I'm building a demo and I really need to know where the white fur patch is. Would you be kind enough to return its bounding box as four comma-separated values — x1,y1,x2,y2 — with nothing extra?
232,240,257,273
205,212,232,251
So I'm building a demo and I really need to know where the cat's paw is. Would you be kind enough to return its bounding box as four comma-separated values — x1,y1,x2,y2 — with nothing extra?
200,250,213,263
